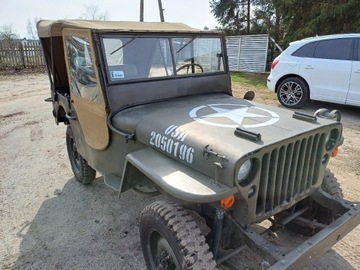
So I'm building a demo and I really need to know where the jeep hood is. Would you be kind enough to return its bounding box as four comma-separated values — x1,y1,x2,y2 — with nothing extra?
112,93,339,184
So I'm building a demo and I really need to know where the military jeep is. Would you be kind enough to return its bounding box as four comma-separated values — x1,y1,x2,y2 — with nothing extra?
37,20,360,269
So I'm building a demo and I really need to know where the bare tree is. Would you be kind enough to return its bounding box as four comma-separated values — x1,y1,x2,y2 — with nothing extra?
80,4,109,20
0,24,19,47
27,17,42,40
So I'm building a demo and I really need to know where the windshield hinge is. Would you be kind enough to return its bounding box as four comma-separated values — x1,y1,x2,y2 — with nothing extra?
234,127,261,142
293,111,317,123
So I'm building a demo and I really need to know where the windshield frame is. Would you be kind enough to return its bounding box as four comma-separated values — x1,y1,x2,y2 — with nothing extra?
97,32,228,85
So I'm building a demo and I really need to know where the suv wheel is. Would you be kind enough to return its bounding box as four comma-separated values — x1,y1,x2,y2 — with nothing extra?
277,77,309,108
140,201,216,270
66,126,96,184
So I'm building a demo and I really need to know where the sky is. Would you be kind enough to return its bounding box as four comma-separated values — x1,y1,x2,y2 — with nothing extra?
0,0,219,39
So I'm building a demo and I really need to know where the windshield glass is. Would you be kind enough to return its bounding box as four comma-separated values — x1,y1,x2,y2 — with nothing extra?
101,35,225,82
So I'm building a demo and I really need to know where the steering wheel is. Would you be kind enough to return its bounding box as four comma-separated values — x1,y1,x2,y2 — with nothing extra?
176,63,204,74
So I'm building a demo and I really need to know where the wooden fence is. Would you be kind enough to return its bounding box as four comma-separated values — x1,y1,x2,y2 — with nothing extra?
0,40,45,70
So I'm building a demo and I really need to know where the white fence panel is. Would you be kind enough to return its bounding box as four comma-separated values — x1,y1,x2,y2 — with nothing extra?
226,34,269,73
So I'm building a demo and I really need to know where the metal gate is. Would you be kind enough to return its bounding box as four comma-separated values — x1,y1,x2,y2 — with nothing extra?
226,34,269,73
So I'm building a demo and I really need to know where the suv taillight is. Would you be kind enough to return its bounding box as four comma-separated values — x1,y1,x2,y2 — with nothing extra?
271,59,279,70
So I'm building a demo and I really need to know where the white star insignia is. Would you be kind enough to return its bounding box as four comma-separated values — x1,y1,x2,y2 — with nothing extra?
200,105,267,125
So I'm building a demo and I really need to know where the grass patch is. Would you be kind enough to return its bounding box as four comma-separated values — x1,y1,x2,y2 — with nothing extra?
231,72,268,88
231,71,277,103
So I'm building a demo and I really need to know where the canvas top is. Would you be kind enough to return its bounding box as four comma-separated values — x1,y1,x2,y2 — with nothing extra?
37,19,219,37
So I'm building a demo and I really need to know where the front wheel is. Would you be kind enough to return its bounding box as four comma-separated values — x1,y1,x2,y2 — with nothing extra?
140,201,216,270
66,126,96,184
277,77,309,108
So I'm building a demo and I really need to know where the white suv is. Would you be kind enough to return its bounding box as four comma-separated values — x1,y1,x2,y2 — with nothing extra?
267,34,360,108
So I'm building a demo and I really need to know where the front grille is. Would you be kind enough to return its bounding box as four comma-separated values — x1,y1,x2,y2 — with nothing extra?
256,133,326,215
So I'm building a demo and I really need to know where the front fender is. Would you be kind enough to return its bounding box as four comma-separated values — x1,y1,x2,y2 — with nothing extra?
121,147,237,203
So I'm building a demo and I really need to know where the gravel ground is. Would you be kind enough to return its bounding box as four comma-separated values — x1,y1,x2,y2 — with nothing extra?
0,73,359,270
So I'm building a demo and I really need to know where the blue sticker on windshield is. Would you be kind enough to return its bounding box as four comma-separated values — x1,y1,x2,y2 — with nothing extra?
110,70,125,79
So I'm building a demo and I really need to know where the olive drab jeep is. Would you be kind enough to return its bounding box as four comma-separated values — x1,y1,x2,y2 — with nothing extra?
37,20,360,269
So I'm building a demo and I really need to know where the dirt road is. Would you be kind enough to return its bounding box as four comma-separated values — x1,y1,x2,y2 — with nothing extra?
0,73,359,269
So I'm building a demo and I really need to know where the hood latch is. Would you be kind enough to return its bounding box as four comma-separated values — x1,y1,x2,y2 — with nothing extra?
203,145,228,162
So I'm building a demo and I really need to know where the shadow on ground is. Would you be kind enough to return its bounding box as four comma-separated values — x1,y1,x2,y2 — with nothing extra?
12,176,357,269
12,177,155,270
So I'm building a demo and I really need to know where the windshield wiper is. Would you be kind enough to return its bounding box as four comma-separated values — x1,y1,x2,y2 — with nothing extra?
176,36,197,54
110,36,139,55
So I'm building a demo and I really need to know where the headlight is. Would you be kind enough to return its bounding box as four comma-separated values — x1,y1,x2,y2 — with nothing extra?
325,129,340,151
238,159,252,182
325,133,331,144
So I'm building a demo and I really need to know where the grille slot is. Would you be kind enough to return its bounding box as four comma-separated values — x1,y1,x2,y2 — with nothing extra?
256,133,325,215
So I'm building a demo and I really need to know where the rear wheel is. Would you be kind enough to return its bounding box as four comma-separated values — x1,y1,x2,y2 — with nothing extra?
66,126,96,184
277,77,309,108
140,201,216,270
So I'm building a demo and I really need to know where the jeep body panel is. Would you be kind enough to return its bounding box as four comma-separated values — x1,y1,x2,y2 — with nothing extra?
111,93,342,223
38,19,343,223
62,28,109,150
104,73,231,112
37,19,360,269
124,147,237,203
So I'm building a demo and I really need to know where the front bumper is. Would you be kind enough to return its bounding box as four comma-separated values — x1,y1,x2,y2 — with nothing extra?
221,190,360,269
270,201,360,269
